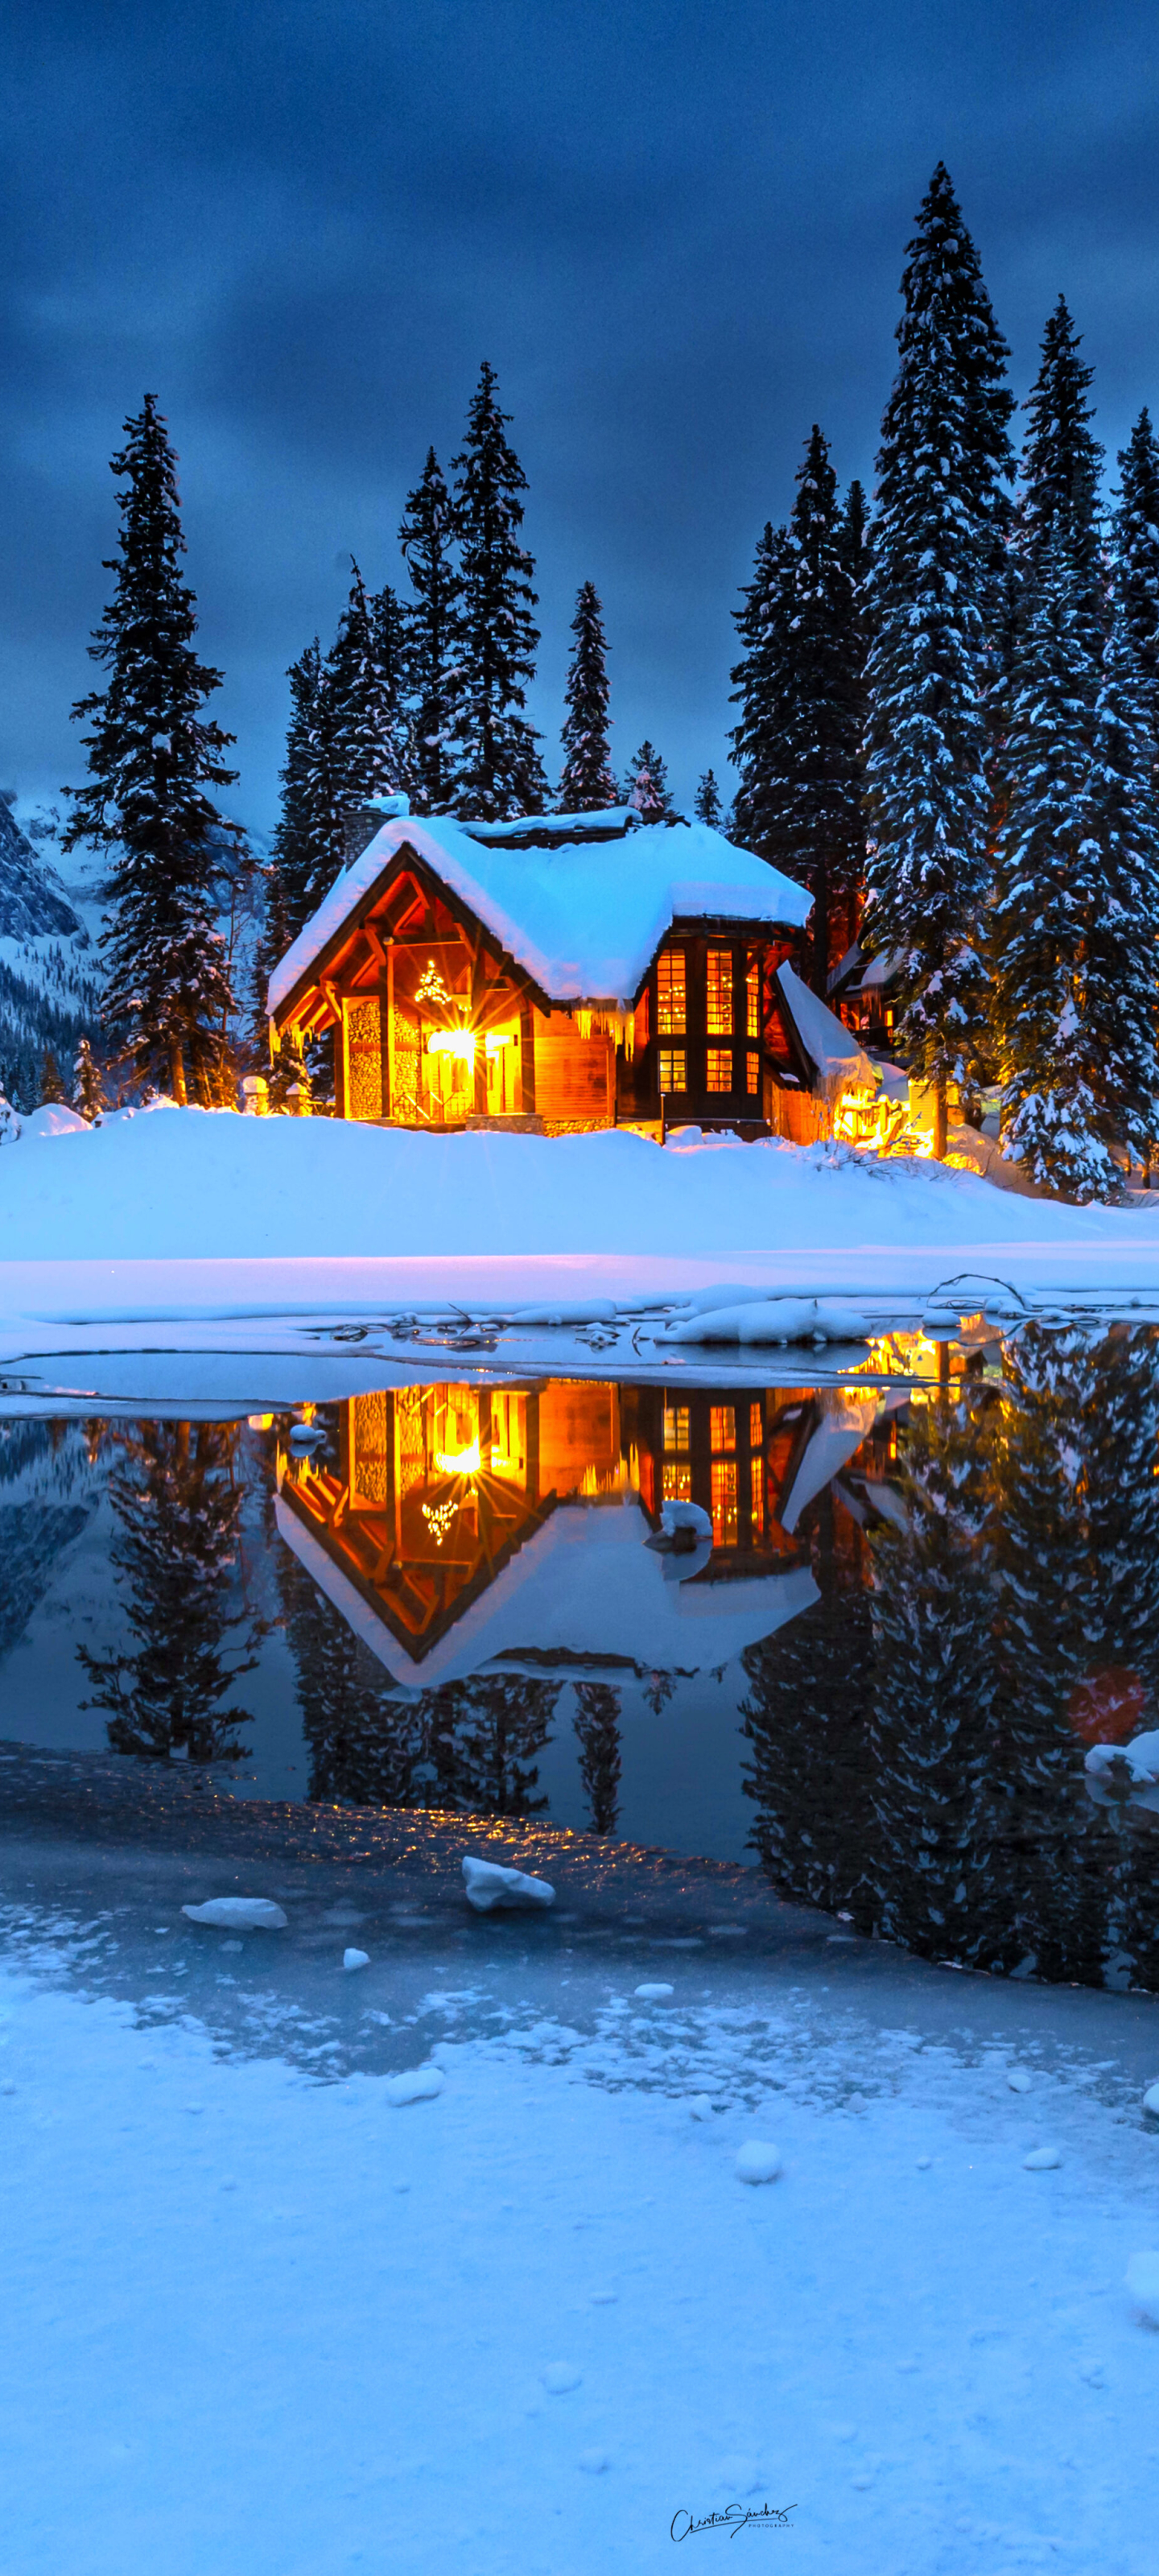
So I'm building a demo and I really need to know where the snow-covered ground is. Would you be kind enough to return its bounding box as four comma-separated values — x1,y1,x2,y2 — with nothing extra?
2,1847,1158,2576
2,1106,1159,1360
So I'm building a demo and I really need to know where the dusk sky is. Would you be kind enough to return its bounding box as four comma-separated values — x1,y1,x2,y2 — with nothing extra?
2,0,1158,832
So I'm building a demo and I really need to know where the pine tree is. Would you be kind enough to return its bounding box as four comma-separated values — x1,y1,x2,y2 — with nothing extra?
558,580,617,810
572,1682,621,1835
452,363,547,818
1016,296,1105,638
1077,603,1159,1173
298,649,348,899
864,165,1015,1151
786,428,868,985
72,1036,106,1121
63,395,241,1104
398,448,464,815
730,521,796,856
625,741,673,821
248,857,307,1105
694,769,724,828
1113,407,1159,753
325,561,409,839
0,1088,22,1146
990,539,1110,1196
39,1048,66,1105
274,638,324,936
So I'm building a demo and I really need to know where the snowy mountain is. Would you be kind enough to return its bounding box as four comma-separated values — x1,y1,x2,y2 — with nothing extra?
0,798,103,1111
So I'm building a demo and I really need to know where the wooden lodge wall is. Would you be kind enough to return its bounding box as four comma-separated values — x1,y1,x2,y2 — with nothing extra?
532,1008,615,1125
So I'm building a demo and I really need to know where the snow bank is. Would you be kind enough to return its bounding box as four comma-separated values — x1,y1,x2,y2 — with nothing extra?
2,1105,1158,1311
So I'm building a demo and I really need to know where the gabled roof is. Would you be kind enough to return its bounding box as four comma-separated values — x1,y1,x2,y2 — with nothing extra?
775,961,876,1095
267,807,811,1018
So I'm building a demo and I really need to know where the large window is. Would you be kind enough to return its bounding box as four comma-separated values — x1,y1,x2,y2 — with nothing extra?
710,1405,736,1452
746,959,761,1039
711,1459,738,1546
658,1049,687,1092
663,1402,690,1451
746,1052,761,1096
656,949,686,1035
706,949,733,1034
707,1049,732,1092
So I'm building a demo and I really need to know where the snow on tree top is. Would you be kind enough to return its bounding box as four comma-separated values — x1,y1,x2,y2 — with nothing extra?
267,811,811,1014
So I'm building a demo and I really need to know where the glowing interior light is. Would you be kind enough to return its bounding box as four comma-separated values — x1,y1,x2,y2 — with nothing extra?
435,1440,481,1475
484,1032,513,1055
426,1030,476,1060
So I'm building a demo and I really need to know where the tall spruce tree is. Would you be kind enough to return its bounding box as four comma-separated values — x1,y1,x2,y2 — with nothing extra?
452,363,547,818
1016,296,1105,638
325,560,410,837
64,395,241,1104
1113,407,1159,754
784,427,868,985
863,166,1015,1152
730,521,796,856
572,1682,622,1835
558,580,617,809
273,638,323,935
398,447,464,815
625,741,674,820
1077,603,1159,1172
990,539,1110,1195
694,768,724,828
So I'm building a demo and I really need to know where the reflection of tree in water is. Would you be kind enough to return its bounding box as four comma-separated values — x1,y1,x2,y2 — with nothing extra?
423,1676,559,1818
79,1422,263,1761
279,1548,427,1805
573,1682,622,1834
740,1488,876,1920
742,1328,1159,1988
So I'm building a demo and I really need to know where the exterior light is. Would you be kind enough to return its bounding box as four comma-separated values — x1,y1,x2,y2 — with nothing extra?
426,1030,476,1061
435,1440,481,1475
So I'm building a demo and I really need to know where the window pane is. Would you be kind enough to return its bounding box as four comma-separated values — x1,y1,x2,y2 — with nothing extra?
662,1402,690,1451
711,1459,737,1545
662,1460,692,1501
749,1401,763,1450
656,949,686,1035
746,960,760,1038
750,1455,765,1535
706,1048,732,1092
706,949,733,1034
658,1049,687,1092
710,1405,736,1452
746,1052,760,1096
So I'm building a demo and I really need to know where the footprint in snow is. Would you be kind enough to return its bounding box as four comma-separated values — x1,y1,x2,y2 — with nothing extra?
578,2449,610,2473
541,2363,582,2394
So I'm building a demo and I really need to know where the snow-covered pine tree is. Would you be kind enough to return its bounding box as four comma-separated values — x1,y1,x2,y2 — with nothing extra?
64,395,241,1104
398,448,464,815
864,165,1015,1154
39,1048,66,1104
0,1087,23,1146
558,581,617,810
572,1682,622,1835
1113,407,1159,755
325,561,409,846
694,769,724,828
625,741,674,821
72,1036,106,1121
729,521,796,857
1077,602,1159,1173
782,427,869,986
990,539,1110,1196
452,364,547,819
298,648,348,898
273,638,323,936
1016,295,1105,642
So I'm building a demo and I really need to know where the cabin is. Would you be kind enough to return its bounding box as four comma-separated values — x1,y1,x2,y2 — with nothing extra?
266,802,813,1135
273,1377,891,1690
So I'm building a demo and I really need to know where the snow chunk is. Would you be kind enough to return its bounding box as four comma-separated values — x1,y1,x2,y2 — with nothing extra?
23,1103,89,1139
633,1982,674,2000
1086,1730,1159,1786
1007,2068,1033,2093
540,2362,582,2394
736,2140,782,2185
181,1899,287,1930
1022,2145,1062,2170
1125,2251,1159,2323
1142,2083,1159,2116
342,1948,370,1972
385,2066,444,2106
658,1297,872,1347
688,2095,715,2120
461,1855,555,1912
659,1498,712,1542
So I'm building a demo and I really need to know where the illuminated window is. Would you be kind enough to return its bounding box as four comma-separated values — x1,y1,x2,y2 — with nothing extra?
710,1405,736,1452
656,949,687,1035
663,1402,690,1451
746,960,761,1038
711,1459,737,1545
706,949,733,1034
750,1455,765,1535
746,1052,760,1096
658,1049,686,1092
707,1049,732,1092
749,1401,763,1450
662,1459,692,1501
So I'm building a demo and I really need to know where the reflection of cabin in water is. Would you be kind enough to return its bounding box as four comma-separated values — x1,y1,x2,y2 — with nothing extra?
266,803,814,1135
274,1378,900,1687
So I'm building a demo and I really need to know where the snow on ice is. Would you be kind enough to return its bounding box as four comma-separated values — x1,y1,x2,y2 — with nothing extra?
180,1899,287,1930
461,1856,555,1912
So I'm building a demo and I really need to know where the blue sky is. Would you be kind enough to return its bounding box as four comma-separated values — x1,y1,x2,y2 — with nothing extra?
2,0,1157,828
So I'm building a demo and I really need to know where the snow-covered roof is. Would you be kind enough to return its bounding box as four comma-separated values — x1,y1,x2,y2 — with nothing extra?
775,961,876,1094
268,809,811,1018
275,1488,818,1689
